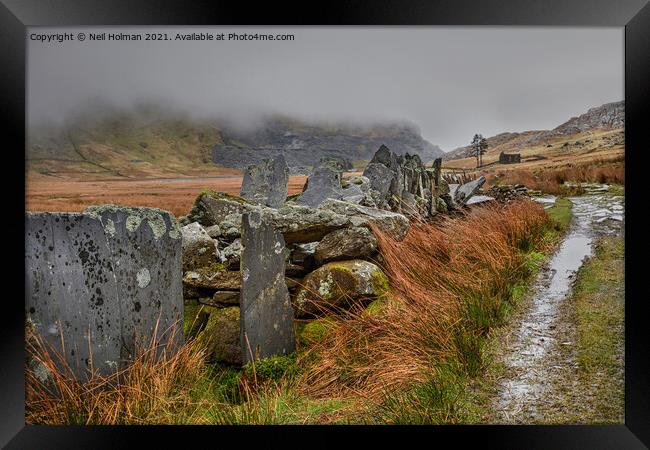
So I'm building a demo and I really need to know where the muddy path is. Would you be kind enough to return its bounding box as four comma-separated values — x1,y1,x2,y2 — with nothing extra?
492,185,624,423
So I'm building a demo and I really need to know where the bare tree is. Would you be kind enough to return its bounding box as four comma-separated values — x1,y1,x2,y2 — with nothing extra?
471,133,489,168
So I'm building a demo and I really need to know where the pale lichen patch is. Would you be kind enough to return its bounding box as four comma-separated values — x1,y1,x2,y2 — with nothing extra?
126,215,143,233
136,268,151,288
104,218,116,237
145,212,167,240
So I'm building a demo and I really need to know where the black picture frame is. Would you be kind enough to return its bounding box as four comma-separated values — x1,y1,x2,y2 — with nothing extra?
3,0,649,447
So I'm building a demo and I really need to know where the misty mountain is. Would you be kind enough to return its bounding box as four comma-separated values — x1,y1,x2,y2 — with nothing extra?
213,115,444,173
443,100,624,161
27,105,443,178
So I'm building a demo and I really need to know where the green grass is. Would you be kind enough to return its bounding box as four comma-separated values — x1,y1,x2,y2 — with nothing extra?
570,236,625,423
546,197,573,231
607,184,625,196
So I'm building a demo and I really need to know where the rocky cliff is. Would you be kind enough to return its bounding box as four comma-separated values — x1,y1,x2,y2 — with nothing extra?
528,100,624,144
213,116,443,174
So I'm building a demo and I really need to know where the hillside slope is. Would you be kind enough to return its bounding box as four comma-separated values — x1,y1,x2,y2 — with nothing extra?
443,101,624,162
27,107,234,179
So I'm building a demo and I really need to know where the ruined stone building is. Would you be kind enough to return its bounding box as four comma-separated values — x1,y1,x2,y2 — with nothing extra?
499,152,521,164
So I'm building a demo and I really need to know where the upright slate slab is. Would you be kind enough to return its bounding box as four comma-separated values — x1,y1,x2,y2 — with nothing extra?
25,205,183,381
84,205,184,361
296,164,344,208
240,155,289,208
240,211,295,363
26,212,121,379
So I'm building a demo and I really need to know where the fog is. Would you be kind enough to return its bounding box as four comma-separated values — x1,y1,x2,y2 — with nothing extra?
27,26,623,151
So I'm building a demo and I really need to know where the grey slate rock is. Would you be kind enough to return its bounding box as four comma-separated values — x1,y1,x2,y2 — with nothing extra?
466,195,496,205
320,199,410,241
205,224,222,239
240,211,295,363
180,222,219,271
187,191,256,227
314,227,378,265
296,164,345,208
222,238,243,269
240,155,289,208
362,163,394,199
83,205,184,360
26,206,183,380
199,291,240,307
260,203,351,244
454,176,487,206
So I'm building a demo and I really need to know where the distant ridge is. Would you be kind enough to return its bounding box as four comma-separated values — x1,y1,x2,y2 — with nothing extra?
443,100,624,161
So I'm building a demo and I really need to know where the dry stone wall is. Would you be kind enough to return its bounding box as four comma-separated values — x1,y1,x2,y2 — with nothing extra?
179,145,501,367
25,144,508,381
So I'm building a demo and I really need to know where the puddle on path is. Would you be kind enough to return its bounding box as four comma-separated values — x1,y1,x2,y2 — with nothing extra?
496,185,624,421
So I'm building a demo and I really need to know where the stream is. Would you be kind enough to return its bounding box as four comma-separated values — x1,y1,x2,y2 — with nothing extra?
495,184,624,422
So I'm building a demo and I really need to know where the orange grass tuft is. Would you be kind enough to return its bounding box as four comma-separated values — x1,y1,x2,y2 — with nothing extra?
25,321,214,425
296,199,550,401
485,162,624,195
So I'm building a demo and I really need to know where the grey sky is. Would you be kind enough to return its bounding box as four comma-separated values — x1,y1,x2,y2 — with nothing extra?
27,26,623,151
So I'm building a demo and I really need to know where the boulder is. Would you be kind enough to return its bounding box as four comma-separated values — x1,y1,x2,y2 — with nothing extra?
286,262,308,277
219,213,243,241
186,191,255,227
446,184,459,209
180,222,220,271
222,238,242,269
320,199,410,241
240,211,296,363
293,259,389,318
367,145,405,207
260,203,351,244
240,155,289,208
199,291,240,307
296,164,344,208
435,196,448,213
197,203,353,246
183,268,241,290
197,306,242,365
314,227,378,265
454,176,486,206
205,224,221,239
369,144,401,168
343,175,370,190
183,284,214,299
341,176,375,205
